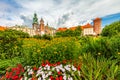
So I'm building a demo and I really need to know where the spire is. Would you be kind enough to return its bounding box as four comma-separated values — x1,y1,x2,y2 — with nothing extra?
47,22,48,26
40,17,44,23
33,13,38,24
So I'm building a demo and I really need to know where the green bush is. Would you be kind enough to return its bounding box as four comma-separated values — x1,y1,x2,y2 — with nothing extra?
0,30,23,59
33,35,42,39
78,36,119,59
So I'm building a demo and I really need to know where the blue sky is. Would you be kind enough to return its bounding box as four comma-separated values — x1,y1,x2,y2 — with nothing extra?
0,0,120,28
102,13,120,27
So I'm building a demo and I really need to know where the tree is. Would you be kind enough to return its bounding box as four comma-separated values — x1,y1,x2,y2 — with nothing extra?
56,26,82,37
101,21,120,37
0,29,25,59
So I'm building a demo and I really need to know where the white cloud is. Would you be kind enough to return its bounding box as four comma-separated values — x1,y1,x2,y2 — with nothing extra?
0,0,120,28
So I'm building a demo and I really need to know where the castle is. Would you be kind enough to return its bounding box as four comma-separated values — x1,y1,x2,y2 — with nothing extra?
32,13,55,36
57,17,101,36
81,17,101,36
1,13,101,36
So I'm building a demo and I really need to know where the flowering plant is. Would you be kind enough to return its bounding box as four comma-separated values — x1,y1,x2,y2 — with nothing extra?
1,64,24,80
1,61,81,80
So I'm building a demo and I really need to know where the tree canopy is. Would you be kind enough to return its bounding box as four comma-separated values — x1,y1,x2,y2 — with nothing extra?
56,26,82,37
101,21,120,37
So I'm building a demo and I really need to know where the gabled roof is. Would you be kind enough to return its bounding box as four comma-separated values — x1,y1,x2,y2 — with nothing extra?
69,27,77,30
81,23,93,30
0,26,7,31
57,27,68,31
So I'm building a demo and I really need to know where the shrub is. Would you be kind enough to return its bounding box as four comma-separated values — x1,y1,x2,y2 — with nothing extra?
0,30,23,59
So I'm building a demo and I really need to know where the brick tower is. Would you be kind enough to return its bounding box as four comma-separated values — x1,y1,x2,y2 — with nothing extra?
93,17,101,35
39,18,45,35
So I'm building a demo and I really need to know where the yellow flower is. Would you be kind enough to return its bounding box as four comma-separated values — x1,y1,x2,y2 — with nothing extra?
98,52,101,55
54,51,57,54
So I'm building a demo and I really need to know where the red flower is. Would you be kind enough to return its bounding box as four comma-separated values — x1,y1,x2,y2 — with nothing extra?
57,71,61,75
33,66,38,71
49,63,53,66
31,78,35,80
57,62,60,65
45,60,50,65
53,63,57,67
17,64,22,68
77,65,81,71
16,71,20,75
62,60,67,64
59,76,63,80
12,75,19,80
41,63,45,67
50,76,54,80
56,77,59,80
21,68,25,72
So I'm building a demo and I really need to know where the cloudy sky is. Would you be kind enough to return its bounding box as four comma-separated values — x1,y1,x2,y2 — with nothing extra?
0,0,120,28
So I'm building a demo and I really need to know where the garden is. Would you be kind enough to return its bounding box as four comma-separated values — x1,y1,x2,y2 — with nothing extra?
0,21,120,80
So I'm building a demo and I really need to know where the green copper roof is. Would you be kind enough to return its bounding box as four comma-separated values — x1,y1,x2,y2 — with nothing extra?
33,13,38,24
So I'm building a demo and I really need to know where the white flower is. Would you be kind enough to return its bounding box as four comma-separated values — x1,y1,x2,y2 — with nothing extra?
47,65,50,70
64,65,71,71
28,69,33,75
63,75,67,80
68,77,73,80
71,65,77,71
48,71,52,75
28,78,31,80
42,73,46,79
24,77,28,80
52,67,55,71
56,68,60,72
38,77,42,80
61,68,65,72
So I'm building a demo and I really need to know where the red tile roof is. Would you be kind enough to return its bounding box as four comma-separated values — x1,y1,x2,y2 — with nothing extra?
81,23,93,30
57,27,68,32
0,26,6,31
69,27,77,30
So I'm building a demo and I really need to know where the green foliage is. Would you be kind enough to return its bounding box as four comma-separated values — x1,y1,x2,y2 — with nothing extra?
22,37,80,66
80,54,120,80
78,36,120,59
0,57,24,74
0,20,120,79
33,34,53,40
0,29,24,59
101,21,120,37
33,35,42,39
42,34,53,40
56,26,82,37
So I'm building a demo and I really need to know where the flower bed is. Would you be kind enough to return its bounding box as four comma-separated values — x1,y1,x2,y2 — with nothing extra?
1,61,81,80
